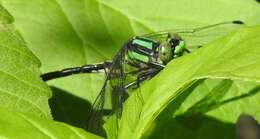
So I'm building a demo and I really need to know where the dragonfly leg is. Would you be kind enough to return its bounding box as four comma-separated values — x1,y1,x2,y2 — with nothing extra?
125,67,150,76
184,48,191,53
125,68,159,89
184,44,203,53
167,33,171,39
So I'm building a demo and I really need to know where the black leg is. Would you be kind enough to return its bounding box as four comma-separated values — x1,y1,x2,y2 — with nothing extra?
125,68,159,89
184,44,203,53
167,33,171,39
184,48,191,53
125,67,150,76
41,62,112,81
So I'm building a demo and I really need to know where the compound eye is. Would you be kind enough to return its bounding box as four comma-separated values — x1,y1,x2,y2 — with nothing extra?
159,42,173,64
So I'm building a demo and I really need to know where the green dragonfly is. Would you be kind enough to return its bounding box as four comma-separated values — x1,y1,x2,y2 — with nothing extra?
41,20,244,135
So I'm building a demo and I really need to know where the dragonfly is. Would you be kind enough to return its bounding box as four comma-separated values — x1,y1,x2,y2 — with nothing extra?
41,20,244,135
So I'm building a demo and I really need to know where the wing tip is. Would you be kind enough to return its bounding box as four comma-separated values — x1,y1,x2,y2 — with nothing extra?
232,20,244,25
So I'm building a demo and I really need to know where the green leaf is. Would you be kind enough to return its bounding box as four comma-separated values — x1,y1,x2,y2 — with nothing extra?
0,4,102,139
1,0,260,104
0,107,102,139
1,0,260,138
0,5,51,119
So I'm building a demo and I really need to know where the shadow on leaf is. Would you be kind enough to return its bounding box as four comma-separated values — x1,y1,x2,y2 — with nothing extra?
144,79,260,139
146,114,235,139
49,86,92,129
49,86,113,136
185,81,260,116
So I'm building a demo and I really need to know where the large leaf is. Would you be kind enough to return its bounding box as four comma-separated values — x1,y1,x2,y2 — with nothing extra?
1,0,260,102
1,0,260,138
0,4,51,119
0,4,101,139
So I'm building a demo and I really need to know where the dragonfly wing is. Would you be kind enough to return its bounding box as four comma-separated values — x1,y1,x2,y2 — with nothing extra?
108,47,126,117
141,21,244,49
178,23,243,50
88,77,109,134
88,46,127,134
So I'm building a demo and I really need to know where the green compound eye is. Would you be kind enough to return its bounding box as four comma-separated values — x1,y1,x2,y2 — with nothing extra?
173,41,185,57
159,42,173,64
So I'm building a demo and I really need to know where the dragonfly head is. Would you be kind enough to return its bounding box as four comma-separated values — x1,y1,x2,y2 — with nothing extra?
159,37,185,64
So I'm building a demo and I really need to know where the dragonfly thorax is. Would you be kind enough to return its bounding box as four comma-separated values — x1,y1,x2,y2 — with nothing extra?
125,37,159,66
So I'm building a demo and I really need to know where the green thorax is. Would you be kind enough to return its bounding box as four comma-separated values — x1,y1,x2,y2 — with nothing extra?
127,51,149,63
126,37,158,63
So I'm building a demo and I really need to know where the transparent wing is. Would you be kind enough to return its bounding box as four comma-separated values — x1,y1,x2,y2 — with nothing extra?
88,76,108,134
88,46,127,134
141,21,244,49
108,47,126,117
